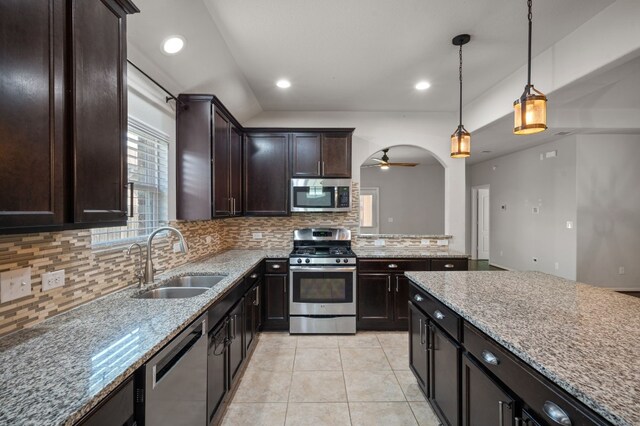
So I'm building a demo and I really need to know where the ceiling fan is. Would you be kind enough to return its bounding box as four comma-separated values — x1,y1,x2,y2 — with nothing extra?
363,148,419,170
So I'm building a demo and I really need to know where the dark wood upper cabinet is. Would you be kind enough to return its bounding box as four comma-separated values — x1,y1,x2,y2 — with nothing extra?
291,132,352,178
0,0,137,233
0,0,65,231
71,0,133,225
321,133,352,177
176,95,243,220
244,133,289,216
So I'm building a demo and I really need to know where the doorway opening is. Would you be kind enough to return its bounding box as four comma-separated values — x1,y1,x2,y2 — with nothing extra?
471,185,490,260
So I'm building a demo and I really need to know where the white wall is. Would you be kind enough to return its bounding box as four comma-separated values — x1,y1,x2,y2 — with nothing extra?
469,137,578,279
243,110,467,252
576,134,640,290
127,66,178,219
361,164,445,234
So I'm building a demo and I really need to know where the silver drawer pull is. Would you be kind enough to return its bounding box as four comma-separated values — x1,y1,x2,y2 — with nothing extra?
388,264,398,269
414,294,424,302
543,401,572,425
250,273,258,279
444,263,455,269
481,350,500,365
272,264,281,270
434,310,445,320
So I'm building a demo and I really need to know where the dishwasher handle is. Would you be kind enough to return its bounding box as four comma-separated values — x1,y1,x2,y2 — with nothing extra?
209,318,229,356
151,316,206,388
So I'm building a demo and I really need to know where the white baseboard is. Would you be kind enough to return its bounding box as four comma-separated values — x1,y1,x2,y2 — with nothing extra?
606,287,640,292
487,262,512,271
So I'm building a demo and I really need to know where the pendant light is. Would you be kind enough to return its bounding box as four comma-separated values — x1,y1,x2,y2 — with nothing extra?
451,34,471,158
513,0,547,135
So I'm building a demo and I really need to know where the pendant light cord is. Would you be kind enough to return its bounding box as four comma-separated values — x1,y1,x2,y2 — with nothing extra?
459,43,463,127
527,0,533,88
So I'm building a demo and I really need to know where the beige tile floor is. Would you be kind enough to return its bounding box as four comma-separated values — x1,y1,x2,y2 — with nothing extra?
221,332,441,426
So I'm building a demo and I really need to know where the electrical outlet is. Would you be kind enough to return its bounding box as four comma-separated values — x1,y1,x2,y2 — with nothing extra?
555,262,560,270
374,239,385,247
1,267,32,303
420,239,430,246
532,207,540,214
437,239,449,246
205,236,213,244
42,270,65,291
566,221,574,229
500,251,504,256
252,232,263,240
173,242,182,253
618,266,625,275
387,217,394,223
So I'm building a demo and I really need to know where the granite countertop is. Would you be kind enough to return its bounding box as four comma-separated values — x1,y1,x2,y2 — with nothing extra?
0,249,289,426
358,234,453,239
354,247,469,258
405,271,640,426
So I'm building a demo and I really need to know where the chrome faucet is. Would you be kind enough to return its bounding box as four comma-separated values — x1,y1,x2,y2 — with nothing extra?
127,242,145,289
144,226,189,284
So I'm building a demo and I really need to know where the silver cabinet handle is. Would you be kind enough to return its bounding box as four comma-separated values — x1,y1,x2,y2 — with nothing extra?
543,401,572,425
419,318,424,345
127,182,134,217
395,276,399,293
498,401,511,426
317,161,321,175
434,310,445,320
322,161,325,175
387,276,391,292
250,273,258,279
481,350,500,365
444,263,455,269
272,264,281,270
254,285,260,306
414,294,424,302
388,264,398,269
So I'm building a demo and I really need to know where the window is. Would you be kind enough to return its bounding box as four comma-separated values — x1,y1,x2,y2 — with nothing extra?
359,188,379,233
91,118,170,246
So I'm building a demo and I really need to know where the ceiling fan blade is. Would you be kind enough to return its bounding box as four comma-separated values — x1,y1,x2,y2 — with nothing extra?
387,162,419,167
361,164,381,168
371,158,386,163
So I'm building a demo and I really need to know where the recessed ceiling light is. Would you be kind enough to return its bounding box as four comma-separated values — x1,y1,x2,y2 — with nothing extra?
415,81,431,91
276,79,291,89
162,36,185,55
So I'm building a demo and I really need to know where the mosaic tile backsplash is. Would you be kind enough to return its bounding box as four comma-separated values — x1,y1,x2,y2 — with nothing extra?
0,183,450,336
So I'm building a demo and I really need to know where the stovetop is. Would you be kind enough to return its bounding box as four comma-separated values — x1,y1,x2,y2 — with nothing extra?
291,246,356,257
290,227,356,265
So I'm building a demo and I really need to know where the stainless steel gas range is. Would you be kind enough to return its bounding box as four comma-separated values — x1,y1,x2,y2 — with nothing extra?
289,228,356,334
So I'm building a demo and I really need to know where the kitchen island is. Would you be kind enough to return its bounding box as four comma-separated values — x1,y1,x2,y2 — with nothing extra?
406,271,640,426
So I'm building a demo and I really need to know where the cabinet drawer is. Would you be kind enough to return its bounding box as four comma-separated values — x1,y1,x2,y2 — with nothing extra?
409,284,461,342
464,323,608,426
265,260,288,273
245,265,262,286
358,259,429,273
430,259,468,271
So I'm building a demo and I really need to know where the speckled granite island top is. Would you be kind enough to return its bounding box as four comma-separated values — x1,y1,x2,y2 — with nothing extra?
354,247,469,258
405,271,640,426
0,249,289,426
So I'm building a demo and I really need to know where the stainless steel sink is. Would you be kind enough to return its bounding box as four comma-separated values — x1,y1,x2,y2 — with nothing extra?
160,275,227,289
135,287,209,299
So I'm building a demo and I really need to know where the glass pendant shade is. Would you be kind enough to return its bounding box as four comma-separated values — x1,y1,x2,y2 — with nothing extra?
450,126,471,158
514,88,547,135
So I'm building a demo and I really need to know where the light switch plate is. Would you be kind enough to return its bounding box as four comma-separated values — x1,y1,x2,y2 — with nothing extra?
252,232,263,240
374,239,385,247
420,239,430,246
42,270,65,291
437,240,449,246
1,267,32,303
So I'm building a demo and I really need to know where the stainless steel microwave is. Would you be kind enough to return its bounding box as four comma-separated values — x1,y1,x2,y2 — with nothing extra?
290,178,352,212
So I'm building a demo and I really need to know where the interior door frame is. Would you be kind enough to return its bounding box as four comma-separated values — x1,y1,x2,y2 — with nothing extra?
359,187,380,234
471,184,490,260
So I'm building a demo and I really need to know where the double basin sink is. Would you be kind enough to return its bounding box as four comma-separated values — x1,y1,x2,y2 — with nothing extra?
134,275,227,299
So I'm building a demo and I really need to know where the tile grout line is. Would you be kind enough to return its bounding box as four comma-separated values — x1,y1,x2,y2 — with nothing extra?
283,337,297,426
338,343,354,426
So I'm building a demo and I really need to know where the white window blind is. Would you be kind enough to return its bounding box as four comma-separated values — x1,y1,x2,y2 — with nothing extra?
91,118,170,246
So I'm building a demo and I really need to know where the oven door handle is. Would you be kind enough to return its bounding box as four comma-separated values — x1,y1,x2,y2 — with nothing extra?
290,266,357,273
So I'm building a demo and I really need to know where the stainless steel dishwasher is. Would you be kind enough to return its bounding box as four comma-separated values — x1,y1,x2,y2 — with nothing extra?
137,314,207,426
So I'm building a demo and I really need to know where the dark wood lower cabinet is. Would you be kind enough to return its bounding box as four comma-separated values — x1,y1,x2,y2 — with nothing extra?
394,275,410,325
409,302,428,393
357,274,393,327
228,300,244,383
429,322,461,426
244,282,262,354
462,354,515,426
262,274,289,330
207,318,229,425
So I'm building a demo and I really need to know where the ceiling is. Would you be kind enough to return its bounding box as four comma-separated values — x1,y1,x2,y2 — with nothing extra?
203,0,613,112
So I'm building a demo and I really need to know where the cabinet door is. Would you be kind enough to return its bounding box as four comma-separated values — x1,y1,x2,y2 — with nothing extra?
263,274,289,330
409,302,428,395
255,281,263,332
291,133,322,177
244,286,257,353
462,354,515,426
228,300,244,384
229,125,243,216
208,320,229,424
357,274,393,328
394,275,410,327
244,134,289,216
71,0,129,224
0,0,65,231
176,97,213,221
213,109,231,217
429,323,461,426
321,133,351,177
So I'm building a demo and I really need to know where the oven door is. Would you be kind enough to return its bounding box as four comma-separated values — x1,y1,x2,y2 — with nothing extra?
290,266,356,315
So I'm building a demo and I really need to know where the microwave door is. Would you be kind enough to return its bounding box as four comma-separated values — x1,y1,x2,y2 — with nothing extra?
293,186,335,210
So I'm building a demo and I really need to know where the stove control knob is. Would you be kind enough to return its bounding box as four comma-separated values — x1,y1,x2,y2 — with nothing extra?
343,258,349,263
305,258,311,264
336,259,341,264
297,258,302,264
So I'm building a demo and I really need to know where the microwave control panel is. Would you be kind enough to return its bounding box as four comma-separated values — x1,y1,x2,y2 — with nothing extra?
337,187,350,208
